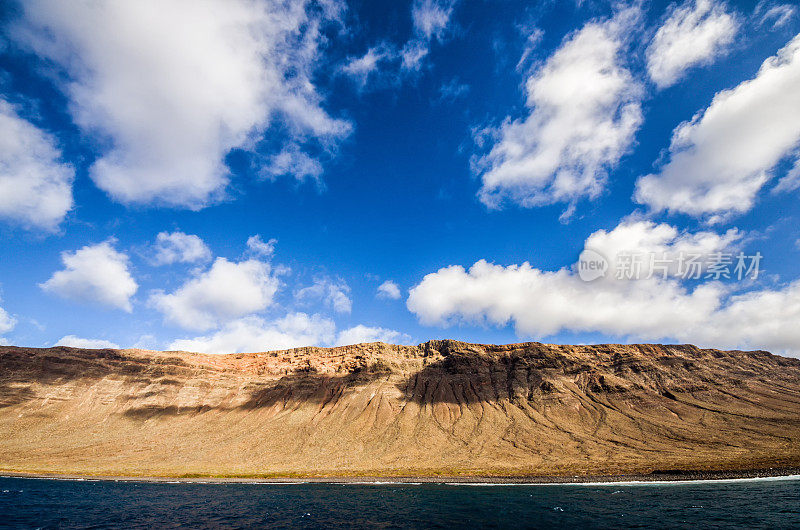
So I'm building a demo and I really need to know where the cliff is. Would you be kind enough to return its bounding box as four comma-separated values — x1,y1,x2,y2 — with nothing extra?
1,340,800,478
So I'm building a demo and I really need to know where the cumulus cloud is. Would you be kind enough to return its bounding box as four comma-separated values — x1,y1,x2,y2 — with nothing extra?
0,304,16,335
40,241,138,312
168,313,336,354
295,277,352,314
646,0,739,89
408,220,734,337
584,219,741,277
149,257,280,330
684,281,800,354
407,219,800,355
376,280,402,300
0,99,73,231
408,259,721,340
335,325,412,346
13,0,350,208
635,33,800,221
474,9,643,216
150,231,211,266
169,314,410,354
55,335,120,349
246,235,277,258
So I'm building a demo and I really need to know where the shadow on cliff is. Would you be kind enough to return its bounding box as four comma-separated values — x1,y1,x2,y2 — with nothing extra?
121,368,389,420
0,346,396,414
0,346,196,382
390,347,753,405
117,353,552,420
0,346,206,409
4,344,798,415
0,345,660,412
394,350,581,406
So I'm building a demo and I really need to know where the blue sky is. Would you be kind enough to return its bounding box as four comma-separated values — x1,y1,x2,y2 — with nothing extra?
1,0,800,355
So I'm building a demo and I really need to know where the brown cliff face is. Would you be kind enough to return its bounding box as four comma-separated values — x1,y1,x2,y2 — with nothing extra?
1,341,800,478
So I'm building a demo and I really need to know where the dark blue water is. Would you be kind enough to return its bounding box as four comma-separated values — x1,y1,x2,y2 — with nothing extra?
0,476,798,529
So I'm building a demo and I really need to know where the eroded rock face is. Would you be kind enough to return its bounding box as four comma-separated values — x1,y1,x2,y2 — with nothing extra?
1,341,799,477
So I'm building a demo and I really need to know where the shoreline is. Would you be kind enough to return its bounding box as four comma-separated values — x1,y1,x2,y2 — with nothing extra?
2,468,799,485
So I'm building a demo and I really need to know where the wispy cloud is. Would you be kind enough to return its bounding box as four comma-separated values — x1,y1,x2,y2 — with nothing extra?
340,0,459,88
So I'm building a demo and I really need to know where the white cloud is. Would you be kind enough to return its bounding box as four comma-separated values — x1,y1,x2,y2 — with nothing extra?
151,231,211,266
340,0,457,86
635,33,800,221
341,44,396,88
412,0,456,41
646,0,739,89
55,335,120,349
756,2,796,29
584,219,741,277
408,220,733,337
399,0,457,71
399,40,430,71
14,0,350,208
408,259,721,340
0,304,16,335
246,235,277,258
376,280,402,300
516,26,544,72
0,99,73,231
407,220,800,355
438,78,469,102
131,334,158,350
40,241,138,312
150,257,280,330
335,325,412,346
773,157,800,193
260,145,324,183
169,314,410,354
295,277,352,314
475,9,643,215
684,281,800,354
168,313,336,354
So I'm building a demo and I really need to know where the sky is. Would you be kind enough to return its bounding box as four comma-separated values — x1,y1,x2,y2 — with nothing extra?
1,0,800,356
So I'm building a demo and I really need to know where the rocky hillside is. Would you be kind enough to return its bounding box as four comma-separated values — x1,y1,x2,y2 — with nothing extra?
1,341,800,478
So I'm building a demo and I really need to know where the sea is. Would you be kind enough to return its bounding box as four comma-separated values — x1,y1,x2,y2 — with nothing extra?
0,475,798,528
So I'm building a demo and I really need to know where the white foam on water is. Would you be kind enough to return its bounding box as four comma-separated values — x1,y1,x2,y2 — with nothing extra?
250,480,309,486
500,474,800,487
433,474,800,487
334,481,423,486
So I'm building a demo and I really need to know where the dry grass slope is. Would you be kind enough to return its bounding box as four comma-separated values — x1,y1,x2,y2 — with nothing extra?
1,340,800,478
